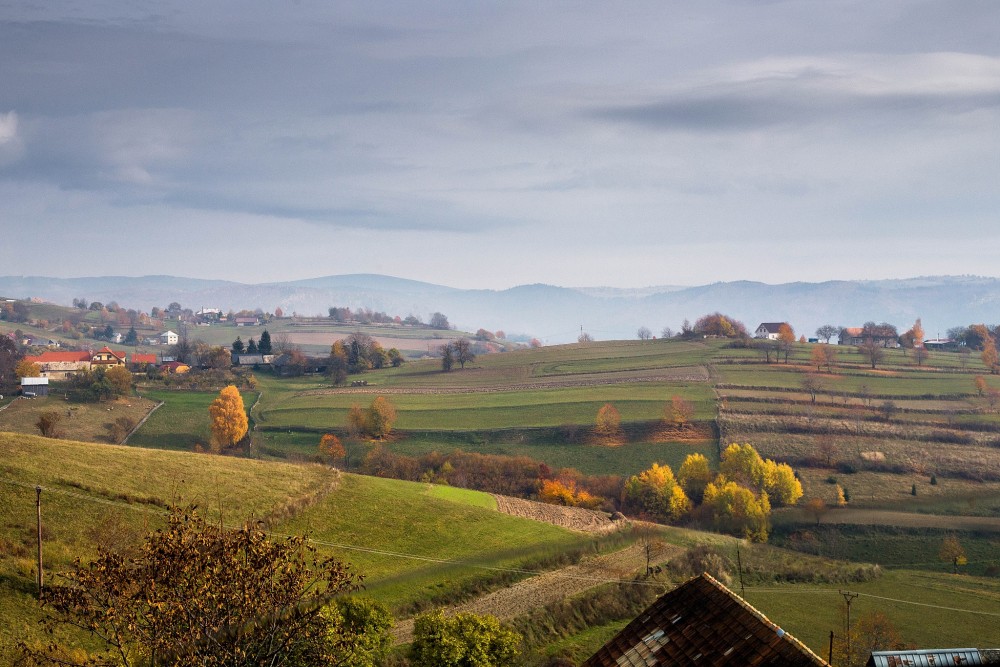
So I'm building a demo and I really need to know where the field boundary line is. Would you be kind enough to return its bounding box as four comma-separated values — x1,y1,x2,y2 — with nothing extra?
123,400,164,444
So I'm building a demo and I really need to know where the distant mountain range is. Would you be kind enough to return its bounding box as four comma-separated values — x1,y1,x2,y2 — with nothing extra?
2,274,998,344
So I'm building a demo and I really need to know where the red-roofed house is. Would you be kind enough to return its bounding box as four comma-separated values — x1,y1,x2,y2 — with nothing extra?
21,351,92,380
130,353,158,370
90,347,127,370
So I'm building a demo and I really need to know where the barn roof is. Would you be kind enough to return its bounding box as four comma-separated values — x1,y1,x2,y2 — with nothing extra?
582,573,828,667
23,351,92,364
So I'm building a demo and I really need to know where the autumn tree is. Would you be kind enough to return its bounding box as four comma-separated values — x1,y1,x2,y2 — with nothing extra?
810,345,826,371
702,480,771,542
365,396,397,440
328,340,349,385
410,610,521,667
208,385,248,453
836,611,906,667
822,344,838,372
24,508,366,667
804,497,828,525
105,365,133,397
777,323,795,362
665,395,695,431
538,478,600,509
319,433,346,465
983,338,999,374
677,453,712,503
975,375,989,396
623,463,691,522
940,534,967,574
693,312,748,338
15,359,40,380
346,404,366,437
594,403,621,440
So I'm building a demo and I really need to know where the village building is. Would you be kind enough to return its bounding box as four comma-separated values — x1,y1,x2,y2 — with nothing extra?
234,316,260,327
129,353,159,371
20,376,49,397
582,573,828,666
867,648,1000,666
755,322,789,340
21,351,92,380
839,327,900,348
158,330,179,346
90,346,127,370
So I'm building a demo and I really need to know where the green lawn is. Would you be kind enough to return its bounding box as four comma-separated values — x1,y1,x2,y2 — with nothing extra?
129,388,257,451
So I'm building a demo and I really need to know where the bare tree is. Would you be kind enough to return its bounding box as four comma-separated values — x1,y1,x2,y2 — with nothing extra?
858,337,884,369
661,326,675,339
816,325,839,344
801,374,824,404
637,326,652,340
452,338,475,369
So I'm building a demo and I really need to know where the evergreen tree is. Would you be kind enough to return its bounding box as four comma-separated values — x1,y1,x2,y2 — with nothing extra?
232,336,245,354
258,329,273,354
125,327,138,345
247,338,258,354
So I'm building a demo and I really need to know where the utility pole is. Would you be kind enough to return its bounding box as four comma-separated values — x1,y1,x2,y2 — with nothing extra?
840,590,858,666
735,541,745,598
35,485,43,599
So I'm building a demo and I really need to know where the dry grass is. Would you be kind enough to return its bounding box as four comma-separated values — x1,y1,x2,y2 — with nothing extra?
0,395,158,444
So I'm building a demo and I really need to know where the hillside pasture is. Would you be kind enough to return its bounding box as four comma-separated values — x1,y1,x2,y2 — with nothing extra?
0,433,588,657
128,388,257,451
0,395,158,444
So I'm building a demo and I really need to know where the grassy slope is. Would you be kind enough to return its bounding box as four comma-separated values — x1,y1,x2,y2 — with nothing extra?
0,433,583,655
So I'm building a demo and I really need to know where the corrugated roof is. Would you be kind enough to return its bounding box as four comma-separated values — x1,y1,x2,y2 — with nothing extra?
21,377,49,386
867,648,988,666
582,573,828,667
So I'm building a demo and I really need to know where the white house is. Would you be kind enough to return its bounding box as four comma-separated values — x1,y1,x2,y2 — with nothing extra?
159,330,179,346
754,322,788,340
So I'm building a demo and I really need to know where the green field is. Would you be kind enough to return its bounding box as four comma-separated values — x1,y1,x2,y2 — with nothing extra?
0,433,587,657
127,388,258,451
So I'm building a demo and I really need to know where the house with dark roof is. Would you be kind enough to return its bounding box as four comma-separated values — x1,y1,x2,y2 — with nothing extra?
582,573,828,667
755,323,789,340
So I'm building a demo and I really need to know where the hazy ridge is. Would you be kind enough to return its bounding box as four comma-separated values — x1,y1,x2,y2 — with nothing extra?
2,274,998,344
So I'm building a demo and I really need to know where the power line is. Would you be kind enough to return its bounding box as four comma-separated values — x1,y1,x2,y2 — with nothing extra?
7,476,1000,614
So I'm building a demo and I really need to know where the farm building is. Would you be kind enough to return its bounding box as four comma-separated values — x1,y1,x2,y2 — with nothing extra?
839,326,900,348
234,316,260,326
20,376,49,397
755,323,789,340
21,350,92,380
582,573,828,666
867,648,1000,666
129,353,158,370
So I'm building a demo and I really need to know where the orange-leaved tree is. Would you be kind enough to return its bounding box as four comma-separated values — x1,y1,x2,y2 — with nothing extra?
665,395,694,431
208,385,248,453
319,433,346,465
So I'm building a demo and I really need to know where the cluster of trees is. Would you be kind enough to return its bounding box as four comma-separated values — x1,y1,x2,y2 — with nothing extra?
327,306,451,330
0,335,22,391
346,396,398,440
66,366,133,402
622,444,802,542
232,329,273,355
0,300,30,323
327,333,404,384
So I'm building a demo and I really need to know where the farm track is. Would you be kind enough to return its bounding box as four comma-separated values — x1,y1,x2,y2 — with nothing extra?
780,508,1000,532
300,370,710,397
390,540,677,645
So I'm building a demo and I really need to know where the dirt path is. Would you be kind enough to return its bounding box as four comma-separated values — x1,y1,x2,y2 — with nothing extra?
781,508,1000,532
391,541,677,644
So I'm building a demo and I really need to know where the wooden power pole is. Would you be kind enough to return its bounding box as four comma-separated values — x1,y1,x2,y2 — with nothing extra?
36,485,44,598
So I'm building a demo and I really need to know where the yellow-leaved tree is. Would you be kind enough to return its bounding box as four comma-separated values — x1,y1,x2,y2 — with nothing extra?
623,462,691,522
677,453,712,503
594,403,622,441
364,396,397,440
208,385,248,453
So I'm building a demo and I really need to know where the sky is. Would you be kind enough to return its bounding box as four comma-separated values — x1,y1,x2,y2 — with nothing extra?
1,1,999,290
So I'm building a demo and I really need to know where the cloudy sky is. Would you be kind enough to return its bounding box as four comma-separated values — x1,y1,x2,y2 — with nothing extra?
2,1,998,289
